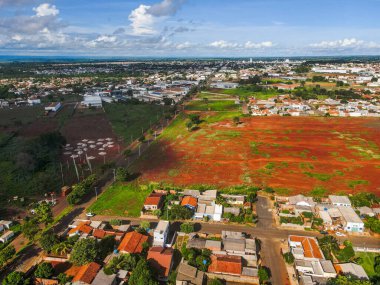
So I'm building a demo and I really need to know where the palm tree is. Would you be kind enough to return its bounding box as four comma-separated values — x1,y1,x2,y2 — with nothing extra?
52,242,72,256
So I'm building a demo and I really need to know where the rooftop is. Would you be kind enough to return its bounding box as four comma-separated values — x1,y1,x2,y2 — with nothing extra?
118,231,149,254
147,246,174,278
72,262,101,284
289,235,324,259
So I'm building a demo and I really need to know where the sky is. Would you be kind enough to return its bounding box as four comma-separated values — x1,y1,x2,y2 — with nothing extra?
1,0,380,57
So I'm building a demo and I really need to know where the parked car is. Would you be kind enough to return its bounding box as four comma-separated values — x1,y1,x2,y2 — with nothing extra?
320,230,328,235
335,232,346,237
86,212,95,217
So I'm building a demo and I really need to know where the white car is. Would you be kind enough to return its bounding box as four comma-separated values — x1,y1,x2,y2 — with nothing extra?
335,232,346,237
86,212,95,217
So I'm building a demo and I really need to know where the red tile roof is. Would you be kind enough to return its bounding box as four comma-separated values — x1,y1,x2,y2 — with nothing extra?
147,247,174,278
72,262,101,284
181,196,198,208
118,231,149,254
68,221,92,236
289,235,324,259
208,254,242,275
144,193,164,206
92,229,106,239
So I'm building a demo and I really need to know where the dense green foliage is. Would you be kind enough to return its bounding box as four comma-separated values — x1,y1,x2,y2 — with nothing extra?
69,238,97,265
128,259,159,285
326,275,372,285
104,254,138,274
40,231,59,252
349,193,379,208
180,222,195,233
2,272,30,285
0,132,65,197
34,262,54,279
283,252,295,264
67,174,97,205
0,245,16,268
168,204,194,220
181,244,212,272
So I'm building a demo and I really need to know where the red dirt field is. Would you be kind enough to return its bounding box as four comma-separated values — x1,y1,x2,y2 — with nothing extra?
134,115,380,195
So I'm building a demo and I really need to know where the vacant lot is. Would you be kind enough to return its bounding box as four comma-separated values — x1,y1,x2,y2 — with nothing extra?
133,114,380,195
87,182,151,217
104,103,168,143
0,106,44,132
355,252,379,277
185,100,240,112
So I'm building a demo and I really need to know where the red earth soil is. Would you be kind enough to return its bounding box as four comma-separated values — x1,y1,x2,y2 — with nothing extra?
135,115,380,195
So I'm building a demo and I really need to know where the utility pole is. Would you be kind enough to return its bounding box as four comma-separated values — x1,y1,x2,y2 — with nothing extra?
139,144,141,156
72,156,79,182
113,168,116,182
59,162,65,186
94,187,98,201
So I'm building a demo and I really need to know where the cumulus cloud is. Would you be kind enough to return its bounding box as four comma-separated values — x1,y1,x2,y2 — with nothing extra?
33,3,59,17
175,41,192,49
209,40,239,49
128,0,186,35
245,41,273,49
310,38,380,49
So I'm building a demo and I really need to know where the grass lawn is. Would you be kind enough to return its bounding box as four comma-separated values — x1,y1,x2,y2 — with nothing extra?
87,182,151,217
355,252,379,277
197,92,235,100
222,88,280,99
185,100,240,111
104,103,168,143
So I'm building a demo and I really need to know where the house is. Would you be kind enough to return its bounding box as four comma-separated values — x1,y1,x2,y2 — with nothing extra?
35,278,59,285
81,95,103,108
153,220,170,247
288,195,316,208
208,254,242,276
118,231,149,254
92,229,124,242
294,259,336,280
334,263,369,280
91,269,117,285
143,193,164,211
329,195,351,207
0,220,12,232
0,231,14,243
288,236,324,260
194,203,223,222
181,196,198,210
176,262,205,285
338,206,364,232
45,102,62,112
224,207,241,216
147,247,174,281
183,190,200,198
68,221,93,238
72,262,101,285
221,194,245,205
357,206,375,217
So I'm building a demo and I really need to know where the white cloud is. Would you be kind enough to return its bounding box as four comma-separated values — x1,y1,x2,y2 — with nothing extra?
128,0,185,35
310,38,380,49
33,3,59,17
245,41,273,49
209,40,239,49
175,41,191,49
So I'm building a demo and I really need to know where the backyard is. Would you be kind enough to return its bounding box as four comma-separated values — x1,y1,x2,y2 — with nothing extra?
355,252,379,278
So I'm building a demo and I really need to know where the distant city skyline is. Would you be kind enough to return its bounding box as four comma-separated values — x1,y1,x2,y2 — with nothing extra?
1,0,380,56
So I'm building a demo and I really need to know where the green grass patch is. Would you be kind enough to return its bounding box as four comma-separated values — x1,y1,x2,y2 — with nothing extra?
355,252,379,277
222,88,279,100
185,100,240,111
304,172,332,181
348,180,369,189
88,182,152,217
309,186,327,197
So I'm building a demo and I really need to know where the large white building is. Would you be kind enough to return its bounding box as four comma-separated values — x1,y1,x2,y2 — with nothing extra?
82,95,103,108
153,220,170,247
338,207,364,233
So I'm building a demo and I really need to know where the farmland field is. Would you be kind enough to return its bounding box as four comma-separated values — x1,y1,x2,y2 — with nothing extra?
132,113,380,196
185,100,240,112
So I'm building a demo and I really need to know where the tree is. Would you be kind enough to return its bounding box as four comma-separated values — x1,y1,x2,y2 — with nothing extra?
163,98,174,105
40,231,59,252
70,238,97,266
180,223,194,233
22,219,39,240
326,275,372,285
34,262,54,279
283,252,295,264
128,259,158,285
168,205,193,220
233,116,240,125
116,167,131,182
0,246,16,267
52,241,72,256
138,135,145,143
318,235,339,260
104,254,138,274
258,267,270,284
57,273,72,285
2,272,30,285
34,202,53,225
140,221,150,230
186,121,193,131
188,114,201,125
98,235,116,260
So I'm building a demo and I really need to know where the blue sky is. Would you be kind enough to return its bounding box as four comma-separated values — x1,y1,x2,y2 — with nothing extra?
1,0,380,56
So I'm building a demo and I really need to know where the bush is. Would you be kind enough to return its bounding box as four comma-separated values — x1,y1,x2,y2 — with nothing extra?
67,174,97,205
34,262,54,279
70,238,97,266
180,223,194,233
110,219,122,226
283,252,295,264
